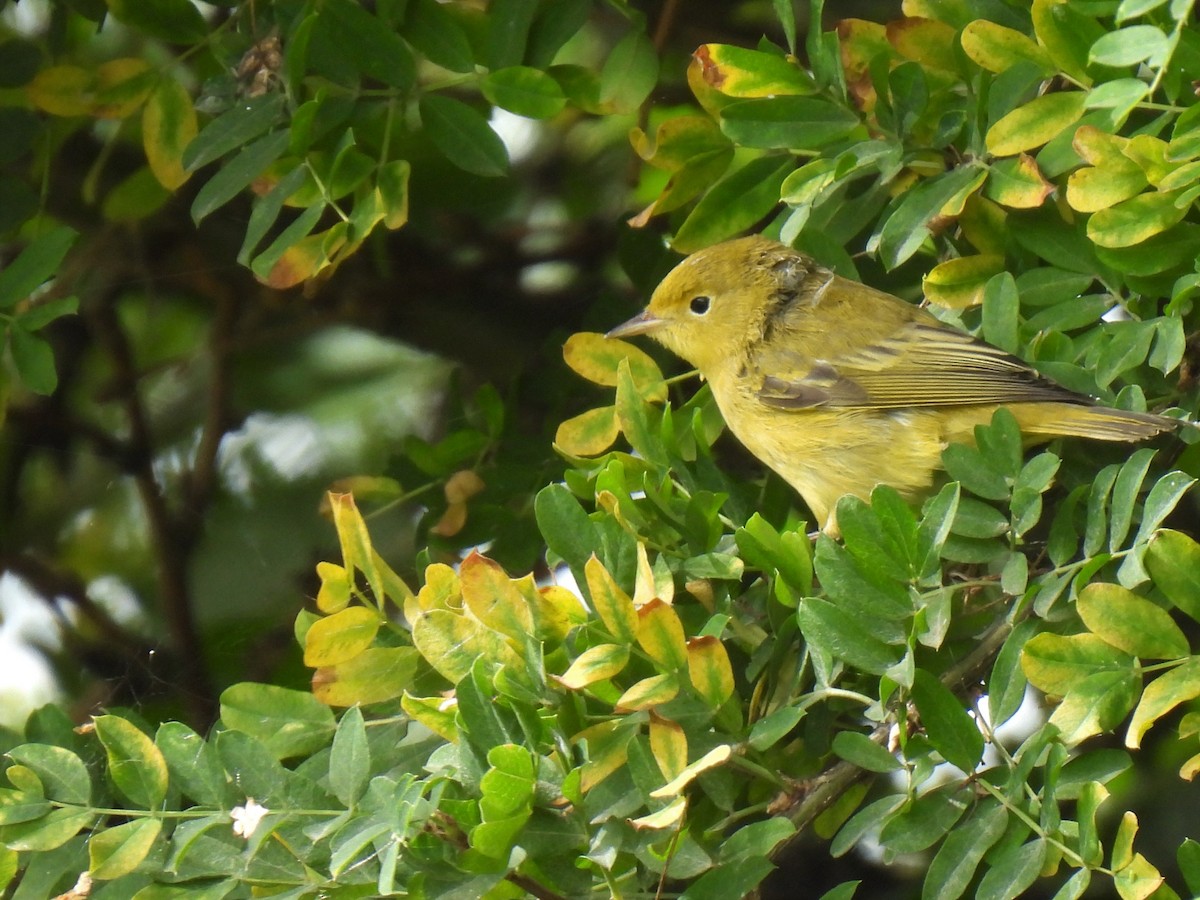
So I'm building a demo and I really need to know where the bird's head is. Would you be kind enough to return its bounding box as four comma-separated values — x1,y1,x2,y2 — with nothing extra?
606,236,823,376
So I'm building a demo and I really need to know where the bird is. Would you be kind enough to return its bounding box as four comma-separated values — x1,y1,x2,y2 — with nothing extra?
606,235,1180,534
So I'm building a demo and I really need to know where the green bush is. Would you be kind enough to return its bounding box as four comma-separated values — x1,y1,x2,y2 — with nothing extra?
4,0,1200,897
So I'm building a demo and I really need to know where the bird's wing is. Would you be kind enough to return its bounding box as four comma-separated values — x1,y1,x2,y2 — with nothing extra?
753,320,1085,410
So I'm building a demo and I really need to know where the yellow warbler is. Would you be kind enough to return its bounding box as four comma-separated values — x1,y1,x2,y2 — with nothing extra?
607,235,1178,533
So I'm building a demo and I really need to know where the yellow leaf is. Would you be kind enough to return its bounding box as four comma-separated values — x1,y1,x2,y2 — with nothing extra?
649,744,732,798
529,583,588,642
430,501,467,537
615,673,679,711
984,155,1054,209
311,646,420,706
986,92,1086,156
93,58,154,119
649,712,688,781
444,469,485,504
1066,162,1147,213
961,19,1054,74
555,405,619,457
689,44,817,97
378,159,410,229
923,254,1006,308
1125,657,1200,749
585,554,638,643
1087,191,1187,248
686,636,735,708
408,563,461,624
633,542,657,607
411,608,525,684
263,229,331,288
1124,134,1173,186
1031,0,1093,86
576,720,637,792
27,66,95,116
401,693,458,742
889,17,960,73
636,599,688,671
303,606,381,667
315,561,351,613
629,795,687,831
562,332,666,401
459,550,533,641
555,643,630,689
328,492,383,607
959,194,1008,255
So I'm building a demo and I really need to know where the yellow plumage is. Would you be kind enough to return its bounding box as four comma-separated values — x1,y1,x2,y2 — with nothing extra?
607,235,1178,533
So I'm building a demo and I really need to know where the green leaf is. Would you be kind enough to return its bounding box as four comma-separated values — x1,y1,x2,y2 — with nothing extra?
879,789,970,854
0,226,77,309
988,619,1039,728
982,272,1019,354
94,715,169,809
831,795,906,858
183,94,286,170
672,155,793,253
1178,838,1200,897
0,807,93,851
598,29,658,112
922,801,1009,900
1109,448,1156,550
797,597,902,676
105,0,207,43
1146,529,1200,621
330,706,370,806
911,669,984,772
814,536,911,623
88,817,162,880
482,66,567,119
238,165,308,265
8,325,58,395
1089,25,1170,67
831,731,899,773
535,484,600,582
1077,582,1188,659
404,0,475,73
1132,471,1195,546
190,130,289,224
487,0,537,70
419,95,509,177
4,745,90,805
219,682,336,760
976,838,1047,900
943,444,1010,501
719,97,860,150
155,721,224,807
735,513,813,595
678,858,777,900
316,0,415,88
879,165,985,268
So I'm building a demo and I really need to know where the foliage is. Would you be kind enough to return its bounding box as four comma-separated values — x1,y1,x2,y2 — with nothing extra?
5,0,1200,898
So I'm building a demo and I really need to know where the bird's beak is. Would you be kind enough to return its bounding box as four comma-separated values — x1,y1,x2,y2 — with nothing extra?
606,309,664,339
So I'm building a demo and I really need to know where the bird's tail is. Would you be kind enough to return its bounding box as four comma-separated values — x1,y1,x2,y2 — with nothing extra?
1015,402,1182,442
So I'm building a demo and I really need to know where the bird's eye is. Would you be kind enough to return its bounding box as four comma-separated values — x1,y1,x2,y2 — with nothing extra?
689,296,711,315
